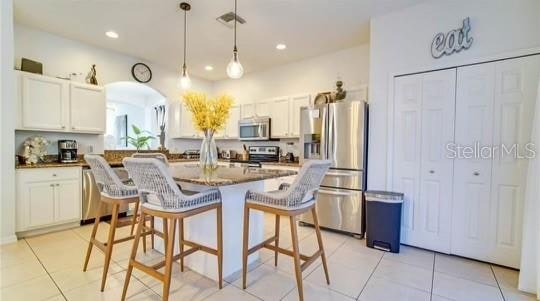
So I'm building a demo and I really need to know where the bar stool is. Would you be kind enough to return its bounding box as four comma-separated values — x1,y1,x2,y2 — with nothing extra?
121,157,224,301
242,160,331,301
83,154,153,291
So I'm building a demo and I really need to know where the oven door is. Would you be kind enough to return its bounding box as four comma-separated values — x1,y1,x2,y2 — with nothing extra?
239,122,270,140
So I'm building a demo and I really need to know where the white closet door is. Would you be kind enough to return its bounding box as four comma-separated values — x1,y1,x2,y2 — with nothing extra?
490,55,540,268
393,73,423,248
417,69,456,252
452,63,496,262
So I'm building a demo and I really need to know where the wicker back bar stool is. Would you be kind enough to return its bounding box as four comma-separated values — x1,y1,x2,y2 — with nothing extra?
82,154,153,292
131,152,169,166
242,160,331,301
121,157,224,301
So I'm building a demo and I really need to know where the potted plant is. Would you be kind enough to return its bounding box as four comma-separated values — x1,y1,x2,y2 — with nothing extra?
183,91,233,170
123,125,155,151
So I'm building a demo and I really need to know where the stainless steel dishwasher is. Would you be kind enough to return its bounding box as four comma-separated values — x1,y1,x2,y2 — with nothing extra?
81,167,129,224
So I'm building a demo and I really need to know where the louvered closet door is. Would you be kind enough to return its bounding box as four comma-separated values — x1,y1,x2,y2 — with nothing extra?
452,63,496,262
393,69,456,253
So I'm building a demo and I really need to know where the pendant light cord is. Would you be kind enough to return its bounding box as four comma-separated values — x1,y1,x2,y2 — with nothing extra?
233,0,237,52
183,7,187,67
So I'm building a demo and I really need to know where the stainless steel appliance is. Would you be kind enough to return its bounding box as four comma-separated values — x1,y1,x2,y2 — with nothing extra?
230,146,279,166
299,101,368,236
239,116,271,141
183,149,200,160
81,167,128,224
58,140,78,163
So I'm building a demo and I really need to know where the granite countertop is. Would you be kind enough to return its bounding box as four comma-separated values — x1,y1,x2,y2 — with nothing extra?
15,158,199,169
170,164,297,186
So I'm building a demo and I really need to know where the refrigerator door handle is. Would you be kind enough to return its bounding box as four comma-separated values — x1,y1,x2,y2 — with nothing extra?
321,107,328,160
328,105,336,165
318,189,356,196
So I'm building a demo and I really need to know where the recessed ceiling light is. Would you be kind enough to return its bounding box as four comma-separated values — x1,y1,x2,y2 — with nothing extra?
205,65,214,71
276,43,287,50
105,31,119,39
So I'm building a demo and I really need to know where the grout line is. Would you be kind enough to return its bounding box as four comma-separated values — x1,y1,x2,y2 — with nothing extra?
430,252,435,301
355,250,384,300
23,239,68,301
490,265,506,301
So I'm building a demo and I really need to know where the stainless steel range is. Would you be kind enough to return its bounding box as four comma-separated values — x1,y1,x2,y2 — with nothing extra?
299,101,368,237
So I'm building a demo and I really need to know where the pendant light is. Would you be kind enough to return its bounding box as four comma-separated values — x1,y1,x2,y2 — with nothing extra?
178,2,192,89
226,0,244,79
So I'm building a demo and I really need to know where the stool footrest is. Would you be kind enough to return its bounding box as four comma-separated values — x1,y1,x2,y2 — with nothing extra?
183,239,217,256
247,236,278,255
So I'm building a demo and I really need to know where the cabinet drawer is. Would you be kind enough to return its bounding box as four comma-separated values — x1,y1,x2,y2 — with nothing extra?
17,167,81,182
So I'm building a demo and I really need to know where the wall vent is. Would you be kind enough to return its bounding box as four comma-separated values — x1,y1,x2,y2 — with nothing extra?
216,12,246,28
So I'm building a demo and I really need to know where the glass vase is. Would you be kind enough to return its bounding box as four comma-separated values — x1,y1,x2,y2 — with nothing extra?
199,129,218,170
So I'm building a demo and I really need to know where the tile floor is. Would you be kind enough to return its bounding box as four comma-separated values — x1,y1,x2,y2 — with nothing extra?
0,214,536,301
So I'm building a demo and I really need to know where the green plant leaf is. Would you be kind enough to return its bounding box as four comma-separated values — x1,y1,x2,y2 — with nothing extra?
132,125,141,135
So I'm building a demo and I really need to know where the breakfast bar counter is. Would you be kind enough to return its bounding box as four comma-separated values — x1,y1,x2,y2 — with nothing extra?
153,164,297,281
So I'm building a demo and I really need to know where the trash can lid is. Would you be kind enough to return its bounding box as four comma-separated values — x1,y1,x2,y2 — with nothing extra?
365,190,404,200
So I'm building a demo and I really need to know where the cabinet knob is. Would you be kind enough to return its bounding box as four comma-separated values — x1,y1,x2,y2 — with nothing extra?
50,184,54,187
61,125,66,129
52,174,57,177
72,126,76,130
429,170,435,174
56,184,60,187
473,171,480,176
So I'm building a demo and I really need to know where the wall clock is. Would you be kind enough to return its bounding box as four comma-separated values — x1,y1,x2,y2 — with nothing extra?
131,63,152,83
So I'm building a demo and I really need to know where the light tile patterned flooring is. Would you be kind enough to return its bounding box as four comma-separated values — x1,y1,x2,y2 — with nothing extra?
0,214,536,301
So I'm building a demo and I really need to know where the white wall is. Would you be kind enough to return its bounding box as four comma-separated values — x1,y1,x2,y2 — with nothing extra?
13,23,213,154
213,44,369,104
368,0,540,190
1,0,17,244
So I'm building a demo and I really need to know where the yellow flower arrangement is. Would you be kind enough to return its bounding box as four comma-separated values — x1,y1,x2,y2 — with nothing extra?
182,91,234,132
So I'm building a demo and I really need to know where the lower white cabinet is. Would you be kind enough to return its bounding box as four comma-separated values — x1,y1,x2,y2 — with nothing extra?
16,167,82,233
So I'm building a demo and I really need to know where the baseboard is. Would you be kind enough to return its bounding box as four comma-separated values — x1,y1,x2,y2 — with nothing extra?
16,222,80,239
0,234,18,245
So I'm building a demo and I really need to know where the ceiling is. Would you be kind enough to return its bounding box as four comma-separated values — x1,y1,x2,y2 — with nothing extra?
14,0,425,81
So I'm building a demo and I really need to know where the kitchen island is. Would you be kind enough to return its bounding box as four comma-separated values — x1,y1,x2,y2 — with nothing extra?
152,163,297,282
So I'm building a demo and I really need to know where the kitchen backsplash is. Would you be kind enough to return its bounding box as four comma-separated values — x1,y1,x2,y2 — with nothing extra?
15,130,104,156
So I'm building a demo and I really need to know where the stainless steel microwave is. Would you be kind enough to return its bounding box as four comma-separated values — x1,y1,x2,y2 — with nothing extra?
239,116,271,141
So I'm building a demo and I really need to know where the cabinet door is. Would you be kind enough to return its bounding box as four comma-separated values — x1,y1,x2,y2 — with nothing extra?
452,63,496,262
180,104,198,138
255,101,271,117
270,97,290,137
21,73,69,131
241,103,255,118
289,94,311,137
69,83,106,133
225,105,241,138
54,180,81,222
22,183,56,229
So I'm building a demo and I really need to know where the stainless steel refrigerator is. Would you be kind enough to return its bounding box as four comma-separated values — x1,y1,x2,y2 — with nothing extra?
299,101,367,236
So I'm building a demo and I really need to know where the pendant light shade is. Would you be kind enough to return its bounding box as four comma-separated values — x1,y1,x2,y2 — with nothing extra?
227,0,243,79
178,2,192,89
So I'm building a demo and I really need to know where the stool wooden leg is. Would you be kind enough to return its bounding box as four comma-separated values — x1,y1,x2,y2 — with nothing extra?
83,201,103,271
163,218,176,301
179,218,184,272
312,207,330,285
290,215,304,301
150,216,155,249
121,211,146,301
274,214,280,266
216,205,223,289
242,205,250,289
130,201,140,236
101,203,119,292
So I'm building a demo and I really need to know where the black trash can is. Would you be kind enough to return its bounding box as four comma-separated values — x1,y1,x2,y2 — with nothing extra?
365,190,404,253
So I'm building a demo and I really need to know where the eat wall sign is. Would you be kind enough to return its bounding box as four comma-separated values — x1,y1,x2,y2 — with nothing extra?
431,17,473,59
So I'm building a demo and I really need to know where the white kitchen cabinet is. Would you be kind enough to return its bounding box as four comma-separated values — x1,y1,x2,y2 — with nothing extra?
270,97,290,138
69,82,106,133
19,72,69,131
221,105,241,139
289,94,311,137
255,101,271,117
16,167,82,233
179,103,200,138
241,103,256,119
16,71,105,134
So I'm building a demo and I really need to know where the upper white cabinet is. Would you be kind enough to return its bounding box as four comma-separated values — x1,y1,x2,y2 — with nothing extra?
179,103,200,138
20,72,69,131
220,105,241,139
16,71,105,134
270,97,290,138
69,82,106,133
241,103,256,119
289,94,311,137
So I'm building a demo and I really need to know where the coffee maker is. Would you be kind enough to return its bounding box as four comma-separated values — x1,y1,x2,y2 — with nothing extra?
58,140,78,163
